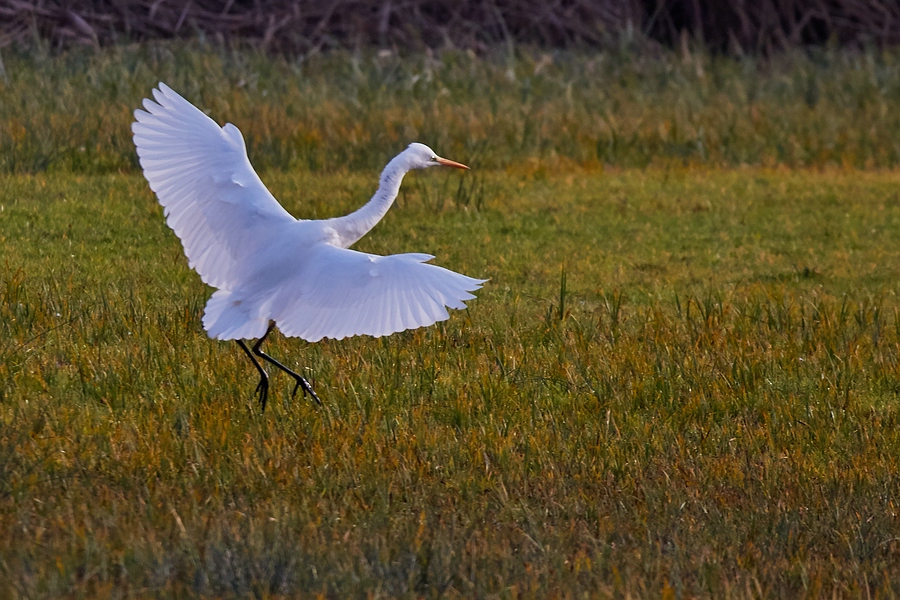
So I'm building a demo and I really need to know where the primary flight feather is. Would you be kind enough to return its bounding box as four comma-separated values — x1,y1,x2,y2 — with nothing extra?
132,83,485,408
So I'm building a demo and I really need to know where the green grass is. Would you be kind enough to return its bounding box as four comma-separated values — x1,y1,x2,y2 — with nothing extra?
4,42,900,175
3,164,900,597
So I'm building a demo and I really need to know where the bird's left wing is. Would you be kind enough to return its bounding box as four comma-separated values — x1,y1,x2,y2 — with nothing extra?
265,244,486,342
132,83,296,289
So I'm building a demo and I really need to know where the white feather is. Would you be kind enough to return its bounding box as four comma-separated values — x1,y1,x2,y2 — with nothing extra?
133,83,486,343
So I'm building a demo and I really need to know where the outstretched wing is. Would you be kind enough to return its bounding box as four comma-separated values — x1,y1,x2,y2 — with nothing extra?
132,83,296,289
261,245,485,342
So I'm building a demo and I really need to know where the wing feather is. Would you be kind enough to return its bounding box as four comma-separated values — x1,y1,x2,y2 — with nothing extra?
132,82,296,289
219,244,486,343
135,84,487,343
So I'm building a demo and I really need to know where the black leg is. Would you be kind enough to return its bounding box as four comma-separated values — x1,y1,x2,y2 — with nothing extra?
252,323,322,405
237,339,269,410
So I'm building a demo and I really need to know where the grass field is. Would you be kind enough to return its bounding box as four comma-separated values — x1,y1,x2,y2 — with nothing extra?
3,44,900,598
4,166,900,597
4,42,900,175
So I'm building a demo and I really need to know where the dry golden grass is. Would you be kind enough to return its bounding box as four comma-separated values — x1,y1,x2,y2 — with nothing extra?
2,165,900,597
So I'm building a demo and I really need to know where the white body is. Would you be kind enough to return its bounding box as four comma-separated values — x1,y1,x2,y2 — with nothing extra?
132,83,484,342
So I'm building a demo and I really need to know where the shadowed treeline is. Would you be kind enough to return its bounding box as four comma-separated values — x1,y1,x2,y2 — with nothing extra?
2,0,899,54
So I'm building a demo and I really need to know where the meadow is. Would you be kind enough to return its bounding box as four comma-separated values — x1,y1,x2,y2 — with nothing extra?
4,42,900,175
2,43,900,598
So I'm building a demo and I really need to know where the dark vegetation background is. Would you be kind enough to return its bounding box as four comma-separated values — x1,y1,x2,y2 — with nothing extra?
5,1,900,176
3,0,900,54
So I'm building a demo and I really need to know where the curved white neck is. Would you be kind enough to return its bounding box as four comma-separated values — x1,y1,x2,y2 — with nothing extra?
329,154,411,248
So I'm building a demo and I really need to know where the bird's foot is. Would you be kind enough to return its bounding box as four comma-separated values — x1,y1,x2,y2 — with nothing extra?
291,376,321,405
255,376,269,411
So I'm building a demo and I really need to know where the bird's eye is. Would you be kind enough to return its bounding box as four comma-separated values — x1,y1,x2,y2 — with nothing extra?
431,156,438,161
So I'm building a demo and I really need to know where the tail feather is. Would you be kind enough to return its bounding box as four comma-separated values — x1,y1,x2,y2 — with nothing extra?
203,290,269,340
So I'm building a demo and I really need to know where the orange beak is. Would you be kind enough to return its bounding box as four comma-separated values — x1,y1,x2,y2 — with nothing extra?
435,157,470,170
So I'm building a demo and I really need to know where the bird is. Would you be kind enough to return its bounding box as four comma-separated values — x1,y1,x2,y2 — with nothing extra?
132,83,485,410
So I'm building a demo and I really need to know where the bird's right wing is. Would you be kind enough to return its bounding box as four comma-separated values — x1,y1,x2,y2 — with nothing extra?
260,244,485,343
132,83,296,289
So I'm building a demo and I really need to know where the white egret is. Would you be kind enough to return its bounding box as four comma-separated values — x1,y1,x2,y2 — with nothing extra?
132,83,485,409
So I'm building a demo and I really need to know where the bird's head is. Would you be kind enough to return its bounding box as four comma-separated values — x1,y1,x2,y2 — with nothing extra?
404,143,469,171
